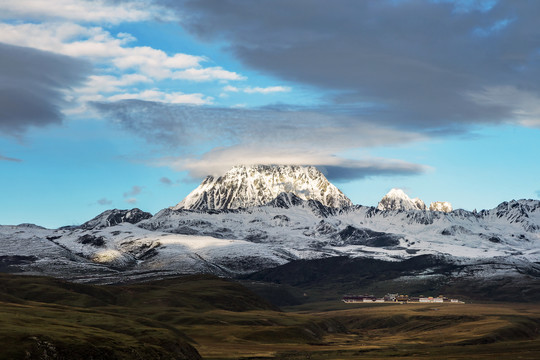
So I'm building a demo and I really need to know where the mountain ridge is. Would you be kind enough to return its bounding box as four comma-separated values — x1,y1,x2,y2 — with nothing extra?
0,164,539,294
173,164,352,210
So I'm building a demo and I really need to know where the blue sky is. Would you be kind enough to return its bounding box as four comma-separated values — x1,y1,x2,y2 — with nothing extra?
1,0,539,228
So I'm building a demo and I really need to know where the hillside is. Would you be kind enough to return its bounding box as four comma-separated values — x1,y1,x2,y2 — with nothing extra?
0,273,278,360
1,273,540,359
242,255,540,304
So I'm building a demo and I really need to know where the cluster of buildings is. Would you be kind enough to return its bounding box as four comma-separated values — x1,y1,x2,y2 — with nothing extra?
342,293,463,304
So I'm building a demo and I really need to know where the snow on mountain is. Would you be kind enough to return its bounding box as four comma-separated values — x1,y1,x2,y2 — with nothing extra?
2,197,538,283
377,188,426,211
173,165,352,210
1,165,539,285
429,201,453,212
79,208,153,230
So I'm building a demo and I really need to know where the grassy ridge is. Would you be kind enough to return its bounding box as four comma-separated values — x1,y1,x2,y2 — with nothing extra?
0,301,200,360
1,273,540,359
0,273,278,360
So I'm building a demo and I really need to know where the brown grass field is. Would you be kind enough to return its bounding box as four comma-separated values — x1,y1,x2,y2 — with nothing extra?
1,274,539,359
180,302,540,359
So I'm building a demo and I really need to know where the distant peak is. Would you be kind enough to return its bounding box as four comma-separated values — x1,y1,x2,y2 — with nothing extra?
429,201,453,213
386,188,409,199
377,188,425,211
377,188,455,212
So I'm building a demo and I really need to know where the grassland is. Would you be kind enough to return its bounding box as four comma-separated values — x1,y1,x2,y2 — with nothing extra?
1,274,539,359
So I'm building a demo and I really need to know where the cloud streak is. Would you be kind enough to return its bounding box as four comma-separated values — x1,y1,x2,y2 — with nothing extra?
163,145,429,181
93,99,428,181
97,198,112,205
93,100,425,148
123,185,142,197
160,177,173,185
0,42,91,136
224,85,291,94
0,154,22,162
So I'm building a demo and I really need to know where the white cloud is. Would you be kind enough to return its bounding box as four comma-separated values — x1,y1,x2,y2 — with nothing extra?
81,74,152,94
244,86,291,94
107,89,213,105
223,85,240,92
159,145,430,180
172,67,246,81
0,21,244,111
223,85,291,94
0,22,205,80
0,0,174,24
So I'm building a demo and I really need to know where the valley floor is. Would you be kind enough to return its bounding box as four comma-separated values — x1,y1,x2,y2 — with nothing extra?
1,274,539,359
185,303,540,359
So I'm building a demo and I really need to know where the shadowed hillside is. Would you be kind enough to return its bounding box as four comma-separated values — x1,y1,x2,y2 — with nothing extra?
1,273,540,359
241,255,540,304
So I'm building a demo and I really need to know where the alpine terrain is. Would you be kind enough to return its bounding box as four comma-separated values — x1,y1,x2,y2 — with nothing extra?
1,165,539,301
173,165,352,210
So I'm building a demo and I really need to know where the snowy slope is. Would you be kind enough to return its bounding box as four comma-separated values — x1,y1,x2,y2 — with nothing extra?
377,188,426,211
1,165,539,284
2,198,539,283
173,165,352,210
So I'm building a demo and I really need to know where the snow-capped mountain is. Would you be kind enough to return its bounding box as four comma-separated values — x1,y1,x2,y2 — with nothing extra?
173,165,352,210
78,208,152,230
429,201,453,212
377,188,454,213
1,165,539,291
377,188,426,211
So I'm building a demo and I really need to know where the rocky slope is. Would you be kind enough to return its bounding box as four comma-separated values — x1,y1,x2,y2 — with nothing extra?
78,208,152,230
173,165,352,210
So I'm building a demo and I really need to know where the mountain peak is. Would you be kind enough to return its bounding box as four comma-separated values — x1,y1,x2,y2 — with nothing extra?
173,164,352,210
80,208,153,230
429,201,453,212
377,188,426,211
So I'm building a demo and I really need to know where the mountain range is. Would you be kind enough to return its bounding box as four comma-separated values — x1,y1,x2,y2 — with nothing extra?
1,165,539,300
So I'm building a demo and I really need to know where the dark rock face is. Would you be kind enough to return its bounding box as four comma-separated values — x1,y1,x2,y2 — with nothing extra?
331,225,401,247
267,192,305,209
315,220,337,235
245,230,269,243
441,225,473,236
273,214,290,222
0,255,38,272
77,235,105,247
308,199,338,218
80,208,153,230
488,236,501,243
